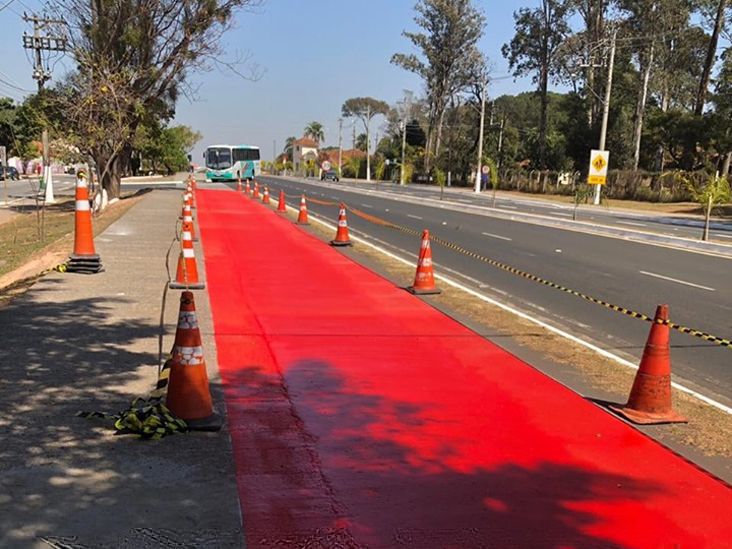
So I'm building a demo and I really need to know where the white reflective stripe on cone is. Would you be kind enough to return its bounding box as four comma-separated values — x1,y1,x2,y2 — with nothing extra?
183,248,195,258
76,200,90,211
182,231,192,240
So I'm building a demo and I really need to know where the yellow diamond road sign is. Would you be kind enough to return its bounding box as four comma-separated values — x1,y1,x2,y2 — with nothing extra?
588,149,609,185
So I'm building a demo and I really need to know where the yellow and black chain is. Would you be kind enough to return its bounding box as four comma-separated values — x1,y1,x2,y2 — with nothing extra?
286,192,731,350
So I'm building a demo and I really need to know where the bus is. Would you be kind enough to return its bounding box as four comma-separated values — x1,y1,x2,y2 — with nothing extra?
204,144,260,182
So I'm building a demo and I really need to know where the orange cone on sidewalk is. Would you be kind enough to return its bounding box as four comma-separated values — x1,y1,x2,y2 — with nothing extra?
179,203,198,242
237,177,242,192
170,221,205,289
277,190,287,214
184,190,195,210
609,305,686,424
166,291,222,431
253,182,260,199
245,180,251,195
66,169,103,274
262,186,270,204
407,230,441,295
297,195,309,225
330,203,352,246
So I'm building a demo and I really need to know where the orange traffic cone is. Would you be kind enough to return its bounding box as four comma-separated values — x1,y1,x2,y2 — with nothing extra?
262,186,270,204
609,305,686,424
407,230,441,295
184,190,195,210
66,169,103,274
253,182,260,199
170,221,205,289
237,177,242,192
179,203,198,242
245,180,251,195
330,203,352,246
277,190,287,214
297,195,309,225
166,291,222,431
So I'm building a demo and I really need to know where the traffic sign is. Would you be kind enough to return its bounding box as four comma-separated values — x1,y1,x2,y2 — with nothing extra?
588,150,609,185
322,161,332,171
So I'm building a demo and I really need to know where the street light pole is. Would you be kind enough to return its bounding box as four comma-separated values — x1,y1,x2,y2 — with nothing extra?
400,119,407,185
338,118,343,176
474,80,486,194
594,28,617,205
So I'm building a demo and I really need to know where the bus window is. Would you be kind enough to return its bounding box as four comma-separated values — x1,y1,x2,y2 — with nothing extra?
207,148,232,169
233,148,260,162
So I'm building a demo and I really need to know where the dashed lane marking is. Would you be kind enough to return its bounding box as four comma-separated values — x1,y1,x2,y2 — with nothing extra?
407,214,423,220
482,232,512,241
617,220,648,227
639,270,715,292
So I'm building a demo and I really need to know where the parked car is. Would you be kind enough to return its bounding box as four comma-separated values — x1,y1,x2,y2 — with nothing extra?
321,169,339,182
0,166,20,181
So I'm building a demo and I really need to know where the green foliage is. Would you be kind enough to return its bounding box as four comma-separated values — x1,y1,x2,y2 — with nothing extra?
304,121,325,144
138,124,202,174
434,167,446,187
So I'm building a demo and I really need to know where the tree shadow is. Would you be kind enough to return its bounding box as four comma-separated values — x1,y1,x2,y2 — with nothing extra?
224,359,671,549
0,283,242,547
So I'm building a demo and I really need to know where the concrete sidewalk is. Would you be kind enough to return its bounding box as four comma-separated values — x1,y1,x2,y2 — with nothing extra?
0,188,242,548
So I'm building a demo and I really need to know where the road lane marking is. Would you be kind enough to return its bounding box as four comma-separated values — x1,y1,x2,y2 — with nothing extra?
639,270,715,292
501,205,518,210
716,233,732,239
617,220,648,227
361,204,373,209
554,212,573,217
407,214,423,220
481,232,512,241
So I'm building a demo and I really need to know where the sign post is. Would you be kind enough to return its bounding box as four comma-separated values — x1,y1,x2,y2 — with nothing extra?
588,149,609,204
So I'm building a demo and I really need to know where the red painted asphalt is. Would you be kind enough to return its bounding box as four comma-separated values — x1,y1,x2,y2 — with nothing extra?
197,189,732,548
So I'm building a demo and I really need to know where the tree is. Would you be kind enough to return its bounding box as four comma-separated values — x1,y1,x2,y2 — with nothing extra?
695,0,728,115
341,97,389,181
283,136,296,161
503,0,571,169
303,121,325,145
50,0,262,199
392,0,485,171
138,123,201,174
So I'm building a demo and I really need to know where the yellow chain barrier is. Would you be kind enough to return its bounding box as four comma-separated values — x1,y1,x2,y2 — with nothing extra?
281,189,731,349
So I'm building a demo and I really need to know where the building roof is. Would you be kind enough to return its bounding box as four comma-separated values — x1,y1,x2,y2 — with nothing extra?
293,137,318,148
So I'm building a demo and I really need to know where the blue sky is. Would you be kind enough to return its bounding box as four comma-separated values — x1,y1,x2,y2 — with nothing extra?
0,0,536,161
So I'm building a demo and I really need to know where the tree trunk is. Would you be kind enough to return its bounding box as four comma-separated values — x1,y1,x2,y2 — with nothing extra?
96,151,122,201
695,0,726,116
632,45,654,170
722,151,732,177
539,67,549,170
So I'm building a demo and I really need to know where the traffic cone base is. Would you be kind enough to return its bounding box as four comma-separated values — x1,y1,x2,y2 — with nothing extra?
406,284,441,295
609,305,686,425
330,239,352,247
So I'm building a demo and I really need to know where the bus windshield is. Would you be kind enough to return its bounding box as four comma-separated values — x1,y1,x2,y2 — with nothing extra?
206,148,232,169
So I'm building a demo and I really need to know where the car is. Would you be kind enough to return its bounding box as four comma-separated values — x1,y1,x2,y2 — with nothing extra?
0,166,19,181
321,169,339,182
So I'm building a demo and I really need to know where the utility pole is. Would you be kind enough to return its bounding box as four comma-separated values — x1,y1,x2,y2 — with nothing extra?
594,28,617,206
400,119,407,185
497,114,505,170
337,118,343,175
22,13,67,203
474,80,487,194
365,104,371,182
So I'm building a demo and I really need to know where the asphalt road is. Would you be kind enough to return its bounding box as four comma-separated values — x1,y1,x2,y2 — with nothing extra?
312,178,732,244
247,175,732,409
0,174,77,205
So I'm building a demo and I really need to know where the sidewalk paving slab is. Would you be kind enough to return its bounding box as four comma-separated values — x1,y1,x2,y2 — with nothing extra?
0,188,243,548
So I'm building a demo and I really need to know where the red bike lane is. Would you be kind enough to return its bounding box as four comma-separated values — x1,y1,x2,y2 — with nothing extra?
196,188,731,548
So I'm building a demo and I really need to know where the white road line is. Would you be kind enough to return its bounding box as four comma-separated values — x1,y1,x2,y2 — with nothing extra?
716,233,732,239
617,220,648,227
639,270,715,292
501,205,518,210
298,207,731,416
361,204,373,209
554,212,573,217
407,214,423,220
481,232,512,241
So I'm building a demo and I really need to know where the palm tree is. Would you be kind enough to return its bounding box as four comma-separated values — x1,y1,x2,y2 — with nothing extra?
283,136,296,161
303,121,325,145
